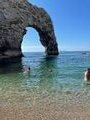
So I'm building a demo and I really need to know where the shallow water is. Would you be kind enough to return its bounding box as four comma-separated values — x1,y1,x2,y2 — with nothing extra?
0,51,90,105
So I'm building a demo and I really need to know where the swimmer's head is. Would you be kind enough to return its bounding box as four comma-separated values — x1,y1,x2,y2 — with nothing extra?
87,68,90,71
28,67,30,70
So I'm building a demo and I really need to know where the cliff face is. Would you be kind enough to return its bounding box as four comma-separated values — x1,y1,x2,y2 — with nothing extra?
0,0,59,59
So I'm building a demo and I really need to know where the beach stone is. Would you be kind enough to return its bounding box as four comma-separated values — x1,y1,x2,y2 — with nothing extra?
0,0,59,59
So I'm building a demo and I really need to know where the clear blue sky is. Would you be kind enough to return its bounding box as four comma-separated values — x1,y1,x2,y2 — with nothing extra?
22,0,90,52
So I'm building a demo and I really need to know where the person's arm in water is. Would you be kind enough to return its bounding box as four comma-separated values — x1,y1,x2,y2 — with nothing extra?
84,71,87,81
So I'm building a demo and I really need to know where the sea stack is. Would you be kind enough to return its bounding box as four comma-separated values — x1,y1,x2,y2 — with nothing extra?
0,0,59,59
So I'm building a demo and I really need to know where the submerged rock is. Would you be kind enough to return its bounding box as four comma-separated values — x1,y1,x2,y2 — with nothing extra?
0,0,59,59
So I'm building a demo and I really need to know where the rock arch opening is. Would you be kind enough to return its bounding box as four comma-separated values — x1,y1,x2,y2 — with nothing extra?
22,27,44,53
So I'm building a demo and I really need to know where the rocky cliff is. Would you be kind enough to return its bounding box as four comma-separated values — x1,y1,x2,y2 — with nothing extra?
0,0,59,59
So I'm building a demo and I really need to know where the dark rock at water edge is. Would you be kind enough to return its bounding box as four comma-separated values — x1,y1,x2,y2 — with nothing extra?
0,0,59,59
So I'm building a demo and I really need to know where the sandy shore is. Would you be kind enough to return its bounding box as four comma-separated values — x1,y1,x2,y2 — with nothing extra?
0,88,90,120
0,100,90,120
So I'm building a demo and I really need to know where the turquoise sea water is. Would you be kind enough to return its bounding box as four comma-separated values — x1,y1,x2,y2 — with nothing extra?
0,51,90,105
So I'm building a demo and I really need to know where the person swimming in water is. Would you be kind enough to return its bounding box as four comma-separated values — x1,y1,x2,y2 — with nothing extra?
22,65,30,74
84,68,90,81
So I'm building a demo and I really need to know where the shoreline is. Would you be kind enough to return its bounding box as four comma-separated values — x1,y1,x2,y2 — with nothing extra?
0,100,90,120
0,89,90,120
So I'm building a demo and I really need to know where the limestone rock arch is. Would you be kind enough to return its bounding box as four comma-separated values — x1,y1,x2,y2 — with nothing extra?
0,0,59,58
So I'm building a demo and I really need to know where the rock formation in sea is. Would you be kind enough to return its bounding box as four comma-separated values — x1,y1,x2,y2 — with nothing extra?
0,0,59,59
